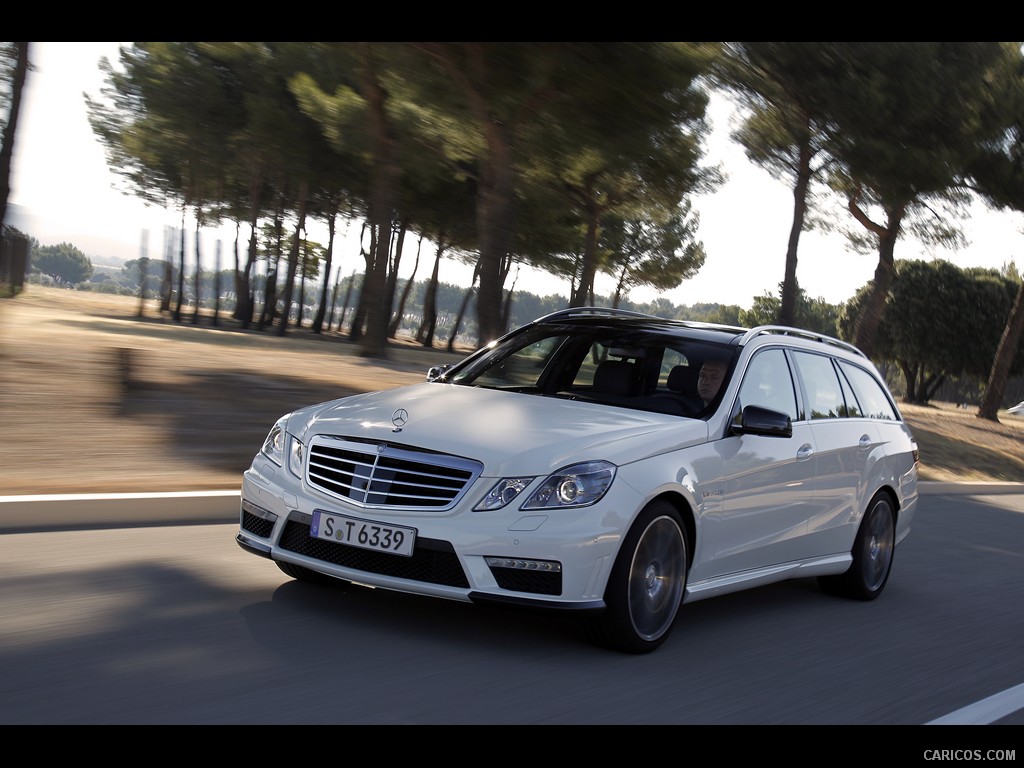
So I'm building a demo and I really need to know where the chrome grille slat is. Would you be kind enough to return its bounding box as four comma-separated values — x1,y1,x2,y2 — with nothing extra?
305,437,483,511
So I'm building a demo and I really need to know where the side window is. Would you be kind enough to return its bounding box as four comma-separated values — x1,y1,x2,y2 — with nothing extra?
838,361,899,420
736,348,798,421
836,365,863,417
791,351,846,420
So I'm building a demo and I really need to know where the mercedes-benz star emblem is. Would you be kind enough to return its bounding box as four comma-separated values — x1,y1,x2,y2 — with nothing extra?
392,408,409,430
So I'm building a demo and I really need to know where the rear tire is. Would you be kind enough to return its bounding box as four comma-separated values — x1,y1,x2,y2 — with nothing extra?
277,560,350,588
818,492,895,600
587,500,688,654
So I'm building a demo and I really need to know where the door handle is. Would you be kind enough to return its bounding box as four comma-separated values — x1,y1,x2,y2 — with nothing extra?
797,443,814,460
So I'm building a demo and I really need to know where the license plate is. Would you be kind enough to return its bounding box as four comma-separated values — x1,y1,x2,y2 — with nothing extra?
310,510,416,557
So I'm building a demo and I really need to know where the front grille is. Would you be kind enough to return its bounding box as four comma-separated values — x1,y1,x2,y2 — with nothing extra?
279,517,469,588
306,437,483,511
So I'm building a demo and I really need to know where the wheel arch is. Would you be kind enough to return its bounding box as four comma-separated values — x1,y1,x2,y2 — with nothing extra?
872,484,901,527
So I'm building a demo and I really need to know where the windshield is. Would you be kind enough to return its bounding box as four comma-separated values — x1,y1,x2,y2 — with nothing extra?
443,323,735,418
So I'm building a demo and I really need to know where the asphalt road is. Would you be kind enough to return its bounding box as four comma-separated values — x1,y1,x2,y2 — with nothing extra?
0,486,1023,742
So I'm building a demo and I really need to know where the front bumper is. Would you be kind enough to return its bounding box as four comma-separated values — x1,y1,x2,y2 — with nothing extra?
236,458,631,613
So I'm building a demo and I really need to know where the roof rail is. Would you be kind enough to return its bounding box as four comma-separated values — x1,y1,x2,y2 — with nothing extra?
739,325,865,357
530,307,754,334
532,306,660,323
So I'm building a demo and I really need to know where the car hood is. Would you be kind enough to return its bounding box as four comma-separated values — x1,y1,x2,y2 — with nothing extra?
289,382,709,476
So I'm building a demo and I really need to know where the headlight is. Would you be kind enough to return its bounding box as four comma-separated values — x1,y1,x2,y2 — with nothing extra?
476,462,616,512
286,434,304,478
260,417,289,466
522,461,616,510
261,416,305,478
475,477,536,511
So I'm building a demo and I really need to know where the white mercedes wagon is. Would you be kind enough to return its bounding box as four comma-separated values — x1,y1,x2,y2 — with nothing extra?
236,308,919,653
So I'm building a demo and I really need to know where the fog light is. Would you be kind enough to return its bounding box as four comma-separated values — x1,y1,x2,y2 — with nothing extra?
485,556,562,572
241,498,277,522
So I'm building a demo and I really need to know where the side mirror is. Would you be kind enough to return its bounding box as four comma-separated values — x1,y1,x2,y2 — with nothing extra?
730,404,792,438
427,363,452,382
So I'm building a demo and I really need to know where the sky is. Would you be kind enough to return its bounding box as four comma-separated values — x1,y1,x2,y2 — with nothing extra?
8,41,1024,310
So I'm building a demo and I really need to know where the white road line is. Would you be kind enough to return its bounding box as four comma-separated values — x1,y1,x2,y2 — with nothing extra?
0,490,240,503
926,682,1024,725
0,491,241,530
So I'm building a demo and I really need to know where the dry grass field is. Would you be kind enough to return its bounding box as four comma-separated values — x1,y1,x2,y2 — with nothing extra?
2,285,1023,496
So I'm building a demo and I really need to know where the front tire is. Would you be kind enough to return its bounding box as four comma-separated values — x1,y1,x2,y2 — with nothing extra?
587,501,688,654
818,492,895,600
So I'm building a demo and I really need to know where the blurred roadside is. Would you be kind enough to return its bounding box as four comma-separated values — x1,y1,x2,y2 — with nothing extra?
2,286,1024,501
0,286,468,496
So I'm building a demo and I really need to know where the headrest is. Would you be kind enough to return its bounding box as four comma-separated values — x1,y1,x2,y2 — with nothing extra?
594,360,635,396
667,365,698,393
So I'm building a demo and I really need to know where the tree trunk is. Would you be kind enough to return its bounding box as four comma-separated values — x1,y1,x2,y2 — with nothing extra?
852,224,900,359
238,204,260,328
192,217,202,325
389,233,421,339
136,230,148,318
978,280,1024,421
384,220,403,331
898,359,919,403
417,242,444,347
922,373,946,404
327,273,341,332
174,214,186,322
160,226,173,313
136,257,147,317
296,257,306,329
348,227,373,343
233,221,254,328
259,218,284,331
212,239,221,327
474,127,515,346
572,200,602,308
500,266,518,333
612,262,629,309
0,42,29,230
312,211,337,334
276,182,309,337
235,165,263,327
448,261,480,353
357,50,400,359
779,130,813,326
337,271,355,333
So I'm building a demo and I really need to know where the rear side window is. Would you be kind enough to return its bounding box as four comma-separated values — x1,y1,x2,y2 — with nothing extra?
837,361,899,421
835,365,863,417
791,351,846,420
